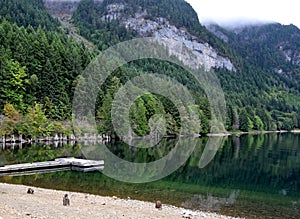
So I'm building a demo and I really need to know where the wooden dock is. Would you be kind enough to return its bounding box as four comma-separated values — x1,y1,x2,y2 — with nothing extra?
0,158,104,176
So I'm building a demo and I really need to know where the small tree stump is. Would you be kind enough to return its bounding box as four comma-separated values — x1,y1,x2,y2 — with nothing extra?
27,188,34,194
155,200,162,209
63,194,70,206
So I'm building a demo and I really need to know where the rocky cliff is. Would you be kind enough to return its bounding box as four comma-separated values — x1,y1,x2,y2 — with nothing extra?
102,2,235,71
43,0,235,72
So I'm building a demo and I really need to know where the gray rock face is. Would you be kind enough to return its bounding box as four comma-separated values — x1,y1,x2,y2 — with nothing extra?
101,3,125,21
275,46,300,76
280,46,300,66
108,4,235,71
43,0,235,71
43,0,81,16
206,25,229,43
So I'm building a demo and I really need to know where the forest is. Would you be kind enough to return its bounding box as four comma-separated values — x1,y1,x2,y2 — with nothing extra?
1,0,300,140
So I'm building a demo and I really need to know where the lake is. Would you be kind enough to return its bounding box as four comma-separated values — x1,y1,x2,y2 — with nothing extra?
0,133,299,218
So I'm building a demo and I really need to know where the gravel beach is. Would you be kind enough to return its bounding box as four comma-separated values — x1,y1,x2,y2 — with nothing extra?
0,183,241,219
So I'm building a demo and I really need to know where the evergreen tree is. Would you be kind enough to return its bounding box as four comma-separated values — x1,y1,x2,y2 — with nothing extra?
0,59,28,111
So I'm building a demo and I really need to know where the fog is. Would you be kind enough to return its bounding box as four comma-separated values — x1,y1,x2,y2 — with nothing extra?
203,18,277,29
186,0,300,29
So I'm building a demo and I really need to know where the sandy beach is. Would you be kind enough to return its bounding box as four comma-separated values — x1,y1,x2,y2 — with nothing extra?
0,183,240,219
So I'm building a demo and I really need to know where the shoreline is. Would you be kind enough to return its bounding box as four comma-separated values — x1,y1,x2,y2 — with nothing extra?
1,129,298,146
206,129,294,137
0,183,241,219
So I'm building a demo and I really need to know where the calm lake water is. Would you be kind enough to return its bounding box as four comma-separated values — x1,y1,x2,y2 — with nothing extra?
0,133,300,218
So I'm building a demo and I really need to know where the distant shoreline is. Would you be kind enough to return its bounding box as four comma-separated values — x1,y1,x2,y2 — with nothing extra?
0,129,297,146
206,129,299,137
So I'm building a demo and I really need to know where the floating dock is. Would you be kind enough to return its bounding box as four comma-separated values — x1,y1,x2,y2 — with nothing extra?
0,158,104,176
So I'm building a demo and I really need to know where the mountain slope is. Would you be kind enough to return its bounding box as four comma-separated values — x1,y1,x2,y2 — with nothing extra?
1,0,300,136
0,0,94,120
208,23,300,82
0,0,59,30
72,0,235,71
70,0,300,131
207,23,300,130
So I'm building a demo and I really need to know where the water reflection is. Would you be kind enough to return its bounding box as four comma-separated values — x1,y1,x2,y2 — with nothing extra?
198,136,226,168
0,133,300,218
81,137,199,183
1,133,300,192
172,133,300,195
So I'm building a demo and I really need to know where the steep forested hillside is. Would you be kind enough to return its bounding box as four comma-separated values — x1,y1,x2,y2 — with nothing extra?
207,23,300,129
228,23,300,81
0,0,59,30
0,20,93,118
0,0,94,138
208,23,300,82
72,0,300,132
72,0,229,54
1,0,300,139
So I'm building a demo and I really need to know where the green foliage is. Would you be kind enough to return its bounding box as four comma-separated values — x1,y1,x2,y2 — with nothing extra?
228,23,300,77
2,103,23,135
73,0,137,50
130,97,149,136
0,19,93,119
0,59,28,111
239,108,253,132
97,76,121,135
254,115,264,130
198,110,209,134
0,0,59,30
0,103,71,138
23,103,50,137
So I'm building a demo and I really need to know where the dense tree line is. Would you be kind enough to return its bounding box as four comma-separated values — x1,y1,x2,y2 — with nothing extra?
0,103,73,139
94,66,211,136
0,0,59,30
0,19,93,120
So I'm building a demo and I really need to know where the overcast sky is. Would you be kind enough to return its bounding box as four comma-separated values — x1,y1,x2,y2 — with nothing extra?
185,0,300,28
